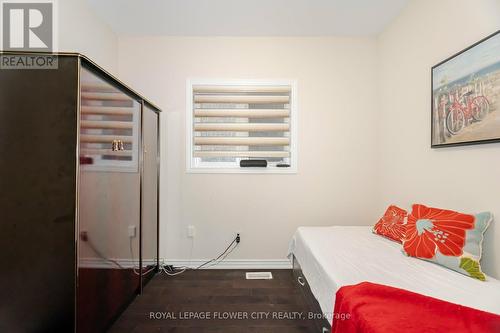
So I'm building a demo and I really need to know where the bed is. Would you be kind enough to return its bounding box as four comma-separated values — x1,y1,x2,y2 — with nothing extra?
288,226,500,329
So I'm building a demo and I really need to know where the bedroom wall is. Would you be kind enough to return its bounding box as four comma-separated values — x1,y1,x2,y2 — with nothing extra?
377,0,500,278
58,0,118,74
117,37,380,264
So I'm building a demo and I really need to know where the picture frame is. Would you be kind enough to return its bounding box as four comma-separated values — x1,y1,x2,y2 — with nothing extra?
431,30,500,148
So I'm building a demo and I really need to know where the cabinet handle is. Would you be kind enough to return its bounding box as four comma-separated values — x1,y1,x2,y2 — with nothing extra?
297,276,305,286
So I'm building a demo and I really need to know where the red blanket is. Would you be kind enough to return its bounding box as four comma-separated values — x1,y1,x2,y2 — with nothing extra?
331,282,500,333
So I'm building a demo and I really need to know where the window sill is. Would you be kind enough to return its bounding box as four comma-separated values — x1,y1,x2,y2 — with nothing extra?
186,167,298,174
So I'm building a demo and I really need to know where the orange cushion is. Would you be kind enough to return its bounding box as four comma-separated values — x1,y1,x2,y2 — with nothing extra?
373,205,407,243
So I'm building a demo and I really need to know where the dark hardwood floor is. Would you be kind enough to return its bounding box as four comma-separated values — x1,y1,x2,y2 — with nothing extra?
109,269,323,333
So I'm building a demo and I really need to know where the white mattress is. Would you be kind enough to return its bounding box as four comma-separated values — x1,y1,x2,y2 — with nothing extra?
288,226,500,317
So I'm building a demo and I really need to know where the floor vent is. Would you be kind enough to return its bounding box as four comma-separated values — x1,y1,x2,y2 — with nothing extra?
246,272,273,280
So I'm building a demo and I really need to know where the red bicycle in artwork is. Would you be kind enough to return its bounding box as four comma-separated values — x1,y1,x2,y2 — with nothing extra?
445,88,490,135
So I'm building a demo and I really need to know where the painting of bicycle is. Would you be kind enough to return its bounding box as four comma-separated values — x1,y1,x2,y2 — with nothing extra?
432,31,500,147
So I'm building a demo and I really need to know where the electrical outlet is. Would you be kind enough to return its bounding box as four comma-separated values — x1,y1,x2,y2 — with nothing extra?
187,225,196,238
128,225,136,238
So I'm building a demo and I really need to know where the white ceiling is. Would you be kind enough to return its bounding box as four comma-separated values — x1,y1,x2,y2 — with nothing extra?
87,0,410,37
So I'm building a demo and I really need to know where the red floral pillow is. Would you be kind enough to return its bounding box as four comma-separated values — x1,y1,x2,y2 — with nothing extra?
373,205,408,243
402,204,492,281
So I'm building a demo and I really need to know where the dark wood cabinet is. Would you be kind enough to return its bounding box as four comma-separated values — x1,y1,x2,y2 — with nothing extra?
0,52,161,333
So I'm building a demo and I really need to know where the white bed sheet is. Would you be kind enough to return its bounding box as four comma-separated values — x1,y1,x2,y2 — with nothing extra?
288,226,500,317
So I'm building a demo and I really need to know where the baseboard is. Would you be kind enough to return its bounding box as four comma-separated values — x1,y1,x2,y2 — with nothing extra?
79,258,156,269
165,259,292,270
79,258,292,270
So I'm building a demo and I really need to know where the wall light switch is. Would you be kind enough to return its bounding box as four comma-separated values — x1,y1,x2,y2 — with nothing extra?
187,225,196,238
128,225,136,238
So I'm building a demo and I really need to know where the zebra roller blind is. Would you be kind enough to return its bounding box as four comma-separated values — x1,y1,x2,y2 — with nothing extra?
189,81,296,171
80,67,140,172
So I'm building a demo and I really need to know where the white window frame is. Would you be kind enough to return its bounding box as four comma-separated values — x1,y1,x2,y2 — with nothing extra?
186,78,298,174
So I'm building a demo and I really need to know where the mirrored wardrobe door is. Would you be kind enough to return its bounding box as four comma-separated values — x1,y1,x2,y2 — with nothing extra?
77,64,141,333
141,105,159,283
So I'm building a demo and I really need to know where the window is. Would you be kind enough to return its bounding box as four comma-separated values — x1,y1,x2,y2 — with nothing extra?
186,80,297,173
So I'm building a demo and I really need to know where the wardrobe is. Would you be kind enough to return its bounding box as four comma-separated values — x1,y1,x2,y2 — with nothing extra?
0,52,160,332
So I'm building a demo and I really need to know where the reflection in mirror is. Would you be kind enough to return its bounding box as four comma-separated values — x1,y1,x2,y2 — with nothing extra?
77,65,141,333
142,106,159,281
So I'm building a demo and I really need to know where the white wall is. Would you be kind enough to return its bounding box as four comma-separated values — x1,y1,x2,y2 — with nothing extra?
117,37,380,263
58,0,118,74
115,0,500,278
377,0,500,277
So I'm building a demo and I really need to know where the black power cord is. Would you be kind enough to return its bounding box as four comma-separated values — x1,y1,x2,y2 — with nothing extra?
195,234,240,270
163,234,241,274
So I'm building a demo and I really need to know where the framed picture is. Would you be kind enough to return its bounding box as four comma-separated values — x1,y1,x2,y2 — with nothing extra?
431,30,500,148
